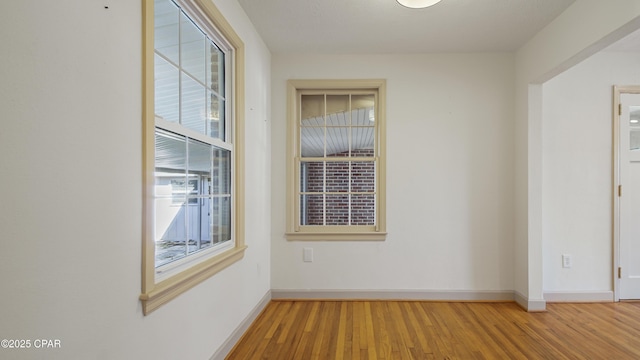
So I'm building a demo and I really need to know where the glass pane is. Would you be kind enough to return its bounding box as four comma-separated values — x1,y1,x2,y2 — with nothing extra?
154,54,179,122
213,148,231,194
300,194,323,225
326,109,350,127
326,127,349,157
212,196,231,244
185,197,198,254
188,138,212,177
198,196,212,250
181,75,206,134
301,126,324,157
301,95,325,123
155,130,186,174
301,161,324,193
351,126,375,157
154,0,179,64
183,176,199,204
631,106,640,151
351,161,375,192
351,95,375,125
208,92,225,140
632,129,640,151
351,194,375,226
155,196,188,267
326,161,349,192
326,95,350,126
155,131,188,267
326,194,349,225
207,42,224,95
180,12,206,84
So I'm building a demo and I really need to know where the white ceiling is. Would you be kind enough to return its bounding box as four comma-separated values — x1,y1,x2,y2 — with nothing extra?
236,0,576,54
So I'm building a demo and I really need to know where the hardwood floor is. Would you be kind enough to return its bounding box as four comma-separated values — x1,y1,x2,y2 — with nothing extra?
226,300,640,359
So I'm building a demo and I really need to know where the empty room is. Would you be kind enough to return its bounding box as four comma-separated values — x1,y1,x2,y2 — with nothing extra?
2,0,640,359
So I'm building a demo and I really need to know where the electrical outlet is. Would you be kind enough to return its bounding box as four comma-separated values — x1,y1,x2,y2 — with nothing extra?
303,247,314,262
562,254,572,268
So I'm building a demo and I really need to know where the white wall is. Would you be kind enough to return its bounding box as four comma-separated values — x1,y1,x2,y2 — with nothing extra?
514,0,640,308
0,0,270,359
542,51,640,294
271,54,516,293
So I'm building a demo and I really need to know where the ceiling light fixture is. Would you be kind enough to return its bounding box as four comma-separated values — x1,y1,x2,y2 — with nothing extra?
396,0,442,9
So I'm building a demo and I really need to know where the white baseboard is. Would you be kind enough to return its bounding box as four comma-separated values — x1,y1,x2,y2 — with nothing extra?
271,289,515,302
544,291,614,303
515,291,547,312
210,290,272,360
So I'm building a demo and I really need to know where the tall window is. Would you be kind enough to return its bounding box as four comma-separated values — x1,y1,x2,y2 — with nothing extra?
153,0,231,274
286,80,387,241
141,0,246,315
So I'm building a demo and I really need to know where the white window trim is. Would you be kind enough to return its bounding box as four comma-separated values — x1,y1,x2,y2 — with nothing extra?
140,0,246,315
285,79,387,241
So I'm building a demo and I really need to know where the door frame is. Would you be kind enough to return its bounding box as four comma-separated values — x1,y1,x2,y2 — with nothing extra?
613,85,640,301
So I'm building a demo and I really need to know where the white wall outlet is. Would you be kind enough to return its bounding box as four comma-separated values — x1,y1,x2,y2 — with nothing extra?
303,247,314,262
562,254,572,268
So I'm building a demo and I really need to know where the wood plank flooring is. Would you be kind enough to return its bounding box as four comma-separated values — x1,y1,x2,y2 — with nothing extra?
226,300,640,359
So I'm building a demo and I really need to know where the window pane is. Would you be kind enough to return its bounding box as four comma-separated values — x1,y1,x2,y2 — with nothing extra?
155,131,188,267
212,196,231,244
301,126,324,157
208,92,225,140
181,75,206,134
154,54,179,122
213,148,231,194
326,194,349,225
197,196,212,250
326,127,349,157
155,195,188,238
351,126,375,157
186,140,215,254
154,0,179,64
301,94,324,123
207,42,224,95
351,95,375,125
155,197,188,267
326,161,349,192
351,194,375,226
301,194,323,225
631,107,640,151
180,12,206,84
326,95,349,126
351,161,375,192
301,161,324,193
632,129,640,151
188,138,212,177
155,130,186,174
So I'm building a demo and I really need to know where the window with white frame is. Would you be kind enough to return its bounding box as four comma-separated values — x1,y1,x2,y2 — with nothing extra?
286,80,387,241
140,0,246,315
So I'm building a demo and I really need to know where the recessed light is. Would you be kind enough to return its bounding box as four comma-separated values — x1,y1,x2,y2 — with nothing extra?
631,119,639,124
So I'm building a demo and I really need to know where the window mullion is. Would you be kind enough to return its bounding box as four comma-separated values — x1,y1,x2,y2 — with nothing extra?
205,35,210,138
184,138,190,257
348,94,352,226
323,94,327,226
178,9,183,128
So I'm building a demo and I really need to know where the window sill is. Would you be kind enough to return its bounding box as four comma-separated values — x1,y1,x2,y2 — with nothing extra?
140,245,247,315
285,232,387,241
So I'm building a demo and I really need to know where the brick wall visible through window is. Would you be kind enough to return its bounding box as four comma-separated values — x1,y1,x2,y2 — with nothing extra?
301,148,375,225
